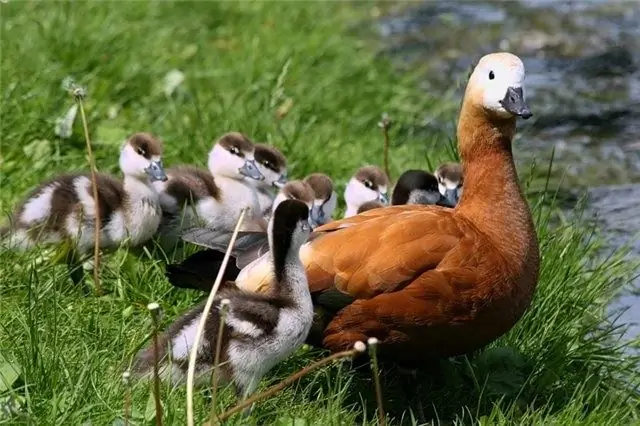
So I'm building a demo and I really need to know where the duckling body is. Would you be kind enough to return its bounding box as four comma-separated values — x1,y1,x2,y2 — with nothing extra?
357,200,385,214
179,52,539,366
3,133,166,255
252,143,288,219
132,200,313,402
343,166,390,218
152,133,265,251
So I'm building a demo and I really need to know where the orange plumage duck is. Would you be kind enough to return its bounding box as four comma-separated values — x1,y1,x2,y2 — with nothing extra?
178,52,540,366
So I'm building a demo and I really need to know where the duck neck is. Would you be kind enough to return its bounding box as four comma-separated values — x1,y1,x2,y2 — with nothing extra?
455,101,535,254
123,175,158,203
269,230,306,299
344,203,359,218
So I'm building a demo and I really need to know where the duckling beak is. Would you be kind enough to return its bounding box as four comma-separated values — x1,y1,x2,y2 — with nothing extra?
500,87,532,119
440,187,460,207
309,204,324,227
145,160,168,182
273,174,288,189
239,160,264,181
379,193,389,205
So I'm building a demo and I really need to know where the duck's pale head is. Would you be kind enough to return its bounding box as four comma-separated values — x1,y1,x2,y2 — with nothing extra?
344,166,390,211
434,162,463,207
303,173,337,227
120,132,167,182
208,132,264,181
467,52,532,120
272,180,314,216
254,143,288,189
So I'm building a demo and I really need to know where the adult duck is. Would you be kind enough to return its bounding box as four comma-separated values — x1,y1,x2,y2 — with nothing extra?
179,52,539,365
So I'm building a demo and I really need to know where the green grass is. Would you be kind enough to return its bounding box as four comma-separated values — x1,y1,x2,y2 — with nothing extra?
1,1,639,425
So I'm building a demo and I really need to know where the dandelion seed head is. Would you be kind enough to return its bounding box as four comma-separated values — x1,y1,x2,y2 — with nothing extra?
367,337,379,346
354,341,366,352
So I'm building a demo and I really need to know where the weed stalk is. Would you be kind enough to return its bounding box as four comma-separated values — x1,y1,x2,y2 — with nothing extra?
367,337,386,426
378,112,392,182
186,207,249,426
122,370,131,426
205,341,368,424
148,302,163,426
209,298,231,422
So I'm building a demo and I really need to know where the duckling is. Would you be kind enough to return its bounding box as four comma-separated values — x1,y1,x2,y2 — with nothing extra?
434,162,463,207
303,173,337,227
131,199,314,412
391,169,445,206
343,166,390,218
357,200,385,214
164,180,315,293
253,143,288,218
2,132,167,287
152,132,265,251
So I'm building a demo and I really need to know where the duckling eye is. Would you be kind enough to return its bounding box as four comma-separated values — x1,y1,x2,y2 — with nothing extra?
136,147,146,156
364,180,373,189
263,161,273,169
489,71,495,80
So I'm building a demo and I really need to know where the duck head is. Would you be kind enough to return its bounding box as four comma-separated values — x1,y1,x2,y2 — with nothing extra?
254,143,288,189
207,132,264,181
303,173,337,227
466,52,532,120
271,180,315,224
391,169,442,206
344,166,390,215
120,132,167,182
434,163,463,207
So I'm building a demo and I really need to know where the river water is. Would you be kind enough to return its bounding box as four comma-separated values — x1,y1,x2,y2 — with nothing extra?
376,0,640,346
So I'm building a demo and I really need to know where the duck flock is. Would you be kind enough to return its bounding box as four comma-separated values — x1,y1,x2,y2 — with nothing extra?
1,51,540,411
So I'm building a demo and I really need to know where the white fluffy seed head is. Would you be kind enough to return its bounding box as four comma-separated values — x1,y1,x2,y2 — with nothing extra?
353,341,367,352
367,337,379,346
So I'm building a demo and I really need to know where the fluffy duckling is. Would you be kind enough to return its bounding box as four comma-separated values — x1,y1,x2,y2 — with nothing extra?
164,180,315,292
303,173,337,228
1,133,167,286
253,143,288,217
357,200,385,214
434,162,463,207
132,199,314,410
152,132,265,250
343,166,390,218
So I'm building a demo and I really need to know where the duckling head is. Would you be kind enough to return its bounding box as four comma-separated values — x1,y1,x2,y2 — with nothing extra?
434,162,463,207
268,199,312,269
254,143,288,189
466,52,532,120
120,133,167,182
391,169,442,206
208,132,264,181
272,180,314,224
303,173,337,227
344,166,390,212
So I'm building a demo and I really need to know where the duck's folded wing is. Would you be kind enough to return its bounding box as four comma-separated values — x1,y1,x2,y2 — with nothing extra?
300,205,463,299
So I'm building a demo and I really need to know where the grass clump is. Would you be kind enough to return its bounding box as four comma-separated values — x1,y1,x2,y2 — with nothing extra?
1,1,638,425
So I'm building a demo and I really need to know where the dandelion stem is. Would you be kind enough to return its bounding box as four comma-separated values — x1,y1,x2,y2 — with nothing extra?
148,303,163,426
378,113,392,183
205,342,368,424
186,207,249,426
74,92,102,295
122,371,131,426
209,299,231,422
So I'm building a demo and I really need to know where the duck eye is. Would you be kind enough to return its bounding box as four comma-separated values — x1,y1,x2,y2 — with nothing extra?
364,180,373,189
136,147,146,156
489,71,495,80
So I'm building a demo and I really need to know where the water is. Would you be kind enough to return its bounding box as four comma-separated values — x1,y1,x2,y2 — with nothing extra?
376,0,640,345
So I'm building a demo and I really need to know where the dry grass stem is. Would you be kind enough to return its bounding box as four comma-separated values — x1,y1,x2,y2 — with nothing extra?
209,298,231,422
367,337,386,426
378,112,392,183
186,207,249,426
122,370,131,426
204,341,368,424
72,87,102,295
148,302,163,426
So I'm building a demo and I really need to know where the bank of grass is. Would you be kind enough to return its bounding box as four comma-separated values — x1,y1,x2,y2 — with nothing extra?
1,1,638,425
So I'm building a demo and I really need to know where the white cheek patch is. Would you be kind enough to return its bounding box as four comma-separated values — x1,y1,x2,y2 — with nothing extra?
444,179,459,189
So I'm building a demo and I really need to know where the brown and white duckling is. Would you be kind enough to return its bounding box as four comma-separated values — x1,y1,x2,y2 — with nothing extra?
152,132,265,250
303,173,337,228
131,199,314,412
343,166,390,218
434,162,463,207
1,133,167,286
253,143,288,218
164,180,314,293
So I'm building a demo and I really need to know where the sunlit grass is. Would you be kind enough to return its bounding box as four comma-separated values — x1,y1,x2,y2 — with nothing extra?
1,1,638,425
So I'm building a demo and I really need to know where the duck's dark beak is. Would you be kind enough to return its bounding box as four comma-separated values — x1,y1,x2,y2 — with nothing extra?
309,204,324,228
239,160,264,181
273,174,288,189
145,160,168,182
500,87,532,119
439,187,461,208
379,192,389,205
